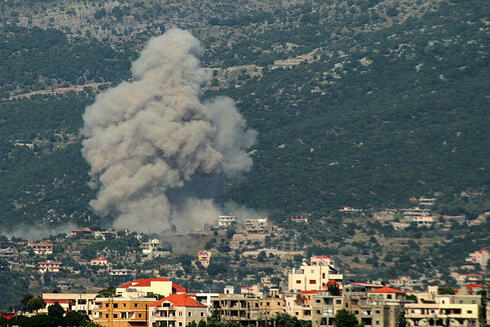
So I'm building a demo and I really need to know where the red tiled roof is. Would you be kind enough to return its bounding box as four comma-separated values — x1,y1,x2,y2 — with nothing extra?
151,294,206,308
368,286,405,294
458,274,482,277
91,256,107,261
172,282,187,294
315,255,331,259
119,277,171,289
465,283,482,292
44,299,70,304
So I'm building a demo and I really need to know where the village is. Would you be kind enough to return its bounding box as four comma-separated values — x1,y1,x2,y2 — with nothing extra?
0,203,488,327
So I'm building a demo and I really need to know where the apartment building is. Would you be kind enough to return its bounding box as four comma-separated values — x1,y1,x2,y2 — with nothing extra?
388,276,422,291
465,249,488,269
30,242,53,255
218,215,237,228
90,256,109,267
244,218,270,234
198,250,211,268
285,290,318,321
405,302,481,327
41,293,98,315
211,293,268,326
38,260,62,273
288,255,343,291
148,294,207,327
91,295,156,327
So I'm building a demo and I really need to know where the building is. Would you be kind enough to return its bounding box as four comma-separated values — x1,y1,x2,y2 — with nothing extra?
38,260,62,273
288,255,343,291
218,215,237,228
311,292,345,327
30,242,53,255
244,218,270,234
388,276,423,291
198,250,211,268
149,294,208,327
110,268,135,277
91,295,156,327
116,278,186,297
405,286,483,327
418,197,436,207
91,256,109,267
141,239,168,258
465,249,488,270
41,293,98,315
413,215,435,227
70,228,93,237
285,290,317,321
454,274,483,286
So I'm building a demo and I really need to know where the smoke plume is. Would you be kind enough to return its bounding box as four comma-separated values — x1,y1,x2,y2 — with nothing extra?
81,29,257,232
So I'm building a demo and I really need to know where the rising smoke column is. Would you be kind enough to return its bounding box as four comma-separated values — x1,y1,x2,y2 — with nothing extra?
81,29,257,232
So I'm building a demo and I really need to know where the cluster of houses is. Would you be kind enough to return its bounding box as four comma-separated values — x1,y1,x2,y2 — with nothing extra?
28,254,487,327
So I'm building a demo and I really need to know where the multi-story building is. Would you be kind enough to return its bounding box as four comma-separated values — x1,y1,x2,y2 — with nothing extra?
311,286,404,327
244,218,270,234
454,274,483,286
116,278,186,297
288,255,343,291
91,295,156,327
38,260,61,273
30,242,53,255
285,290,318,321
148,294,208,327
41,293,98,315
405,286,483,327
110,268,135,277
218,215,237,228
388,276,423,291
90,256,109,267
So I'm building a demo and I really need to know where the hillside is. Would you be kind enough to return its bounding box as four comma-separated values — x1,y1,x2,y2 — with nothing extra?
0,0,488,230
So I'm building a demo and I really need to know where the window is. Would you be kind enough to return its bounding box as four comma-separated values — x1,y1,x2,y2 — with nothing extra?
322,273,326,278
387,295,392,299
296,280,301,284
138,314,142,318
467,311,473,314
376,321,380,325
336,300,342,304
105,303,109,307
310,280,317,284
316,300,321,303
375,310,380,314
113,314,117,318
113,304,118,308
188,312,192,317
201,312,204,317
134,303,138,307
179,323,182,327
105,314,109,318
123,303,127,307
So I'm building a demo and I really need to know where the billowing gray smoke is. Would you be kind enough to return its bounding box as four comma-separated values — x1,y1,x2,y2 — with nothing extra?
81,29,257,232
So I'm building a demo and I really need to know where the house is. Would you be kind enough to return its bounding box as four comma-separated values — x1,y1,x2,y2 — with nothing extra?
285,290,318,321
41,293,98,315
110,268,135,277
149,294,208,327
30,242,53,255
116,277,187,298
465,249,488,269
455,274,483,286
418,197,436,207
38,260,62,273
244,218,270,234
91,295,156,327
198,250,211,268
288,255,343,291
91,256,109,267
387,276,423,291
218,215,237,228
366,286,406,304
70,228,93,237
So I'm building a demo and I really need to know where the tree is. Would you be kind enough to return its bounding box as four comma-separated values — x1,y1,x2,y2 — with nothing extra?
25,296,46,313
334,309,361,327
48,302,64,320
21,293,34,310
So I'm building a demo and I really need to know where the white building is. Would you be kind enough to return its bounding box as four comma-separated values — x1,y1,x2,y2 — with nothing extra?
288,255,343,291
218,215,237,228
39,260,62,273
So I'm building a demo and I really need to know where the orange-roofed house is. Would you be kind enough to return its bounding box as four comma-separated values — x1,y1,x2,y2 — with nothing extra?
116,278,187,298
367,286,406,304
149,294,207,327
